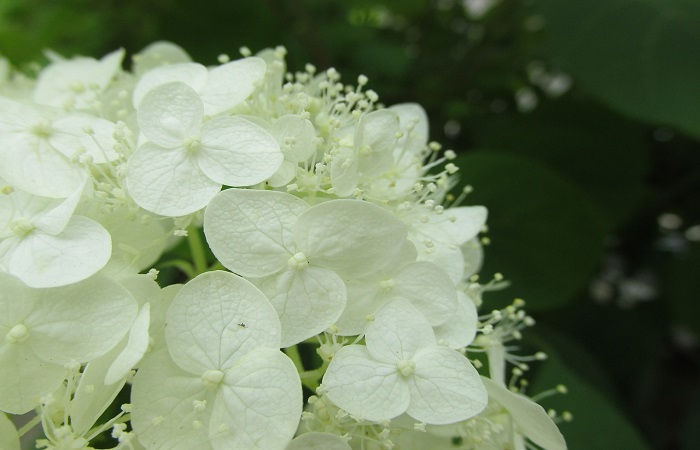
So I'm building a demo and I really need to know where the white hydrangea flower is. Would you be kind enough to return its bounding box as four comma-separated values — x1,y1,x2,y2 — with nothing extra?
0,181,112,288
131,271,302,450
126,81,282,216
0,272,137,414
33,48,124,111
132,57,266,115
204,188,408,346
323,298,487,424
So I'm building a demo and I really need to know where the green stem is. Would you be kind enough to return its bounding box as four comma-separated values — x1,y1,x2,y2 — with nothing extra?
17,414,41,438
284,345,322,391
159,259,196,279
187,225,208,276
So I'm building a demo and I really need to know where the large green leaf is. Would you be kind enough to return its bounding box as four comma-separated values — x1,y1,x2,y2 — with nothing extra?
471,100,649,229
530,330,652,450
537,0,700,139
456,152,606,310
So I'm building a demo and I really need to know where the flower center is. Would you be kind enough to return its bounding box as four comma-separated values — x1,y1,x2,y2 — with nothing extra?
183,136,202,154
11,218,35,238
397,359,416,377
201,369,224,389
287,252,309,270
5,323,29,344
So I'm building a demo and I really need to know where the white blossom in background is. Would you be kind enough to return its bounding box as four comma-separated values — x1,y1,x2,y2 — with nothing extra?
0,42,568,450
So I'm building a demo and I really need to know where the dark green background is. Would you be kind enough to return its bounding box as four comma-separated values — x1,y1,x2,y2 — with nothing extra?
3,0,699,448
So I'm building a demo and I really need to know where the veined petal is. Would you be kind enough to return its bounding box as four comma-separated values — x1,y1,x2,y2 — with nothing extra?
407,346,487,424
294,199,407,278
0,132,84,198
482,377,567,450
3,215,111,288
71,342,128,436
165,271,281,374
323,345,409,421
256,266,346,348
131,350,212,450
0,344,65,414
356,109,399,177
126,142,220,216
132,62,208,108
28,273,137,363
392,261,457,327
199,116,282,186
212,348,301,450
434,291,478,349
365,299,436,364
204,189,308,278
137,81,203,148
50,115,119,163
200,57,266,115
272,114,317,162
104,302,151,385
329,146,358,197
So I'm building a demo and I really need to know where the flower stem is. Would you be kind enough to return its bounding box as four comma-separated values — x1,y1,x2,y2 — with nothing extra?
187,225,208,276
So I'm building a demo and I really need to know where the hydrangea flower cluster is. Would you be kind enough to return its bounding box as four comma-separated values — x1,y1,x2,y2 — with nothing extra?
0,42,568,450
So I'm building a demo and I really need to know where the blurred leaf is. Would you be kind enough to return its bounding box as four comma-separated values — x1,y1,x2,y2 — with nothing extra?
664,242,700,337
472,100,649,229
456,152,606,310
537,0,700,139
681,388,700,450
530,330,652,450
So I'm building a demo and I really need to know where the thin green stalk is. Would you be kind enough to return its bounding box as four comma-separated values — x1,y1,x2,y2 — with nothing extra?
187,225,208,276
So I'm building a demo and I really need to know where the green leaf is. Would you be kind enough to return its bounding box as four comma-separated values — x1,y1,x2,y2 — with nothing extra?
472,100,649,229
455,152,606,310
664,242,700,337
530,332,652,450
537,0,700,139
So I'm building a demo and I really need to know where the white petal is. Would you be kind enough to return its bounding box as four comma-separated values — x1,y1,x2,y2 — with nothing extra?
3,215,111,288
50,115,119,163
204,189,307,278
200,57,266,115
256,267,346,348
71,342,128,436
133,62,208,108
365,299,436,364
133,41,192,77
0,413,20,450
138,82,203,148
482,377,567,450
336,280,382,336
126,142,220,216
434,291,478,349
29,273,137,363
407,346,487,424
389,103,429,159
392,261,457,326
294,199,407,278
104,302,151,385
356,109,399,176
329,146,358,197
323,345,409,421
199,116,282,186
0,344,65,414
0,133,84,198
267,159,297,188
211,348,302,450
272,114,317,162
286,433,351,450
166,271,281,374
131,350,212,450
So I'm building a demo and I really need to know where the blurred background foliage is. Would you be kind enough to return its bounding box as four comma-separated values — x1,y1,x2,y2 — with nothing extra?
2,0,699,448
